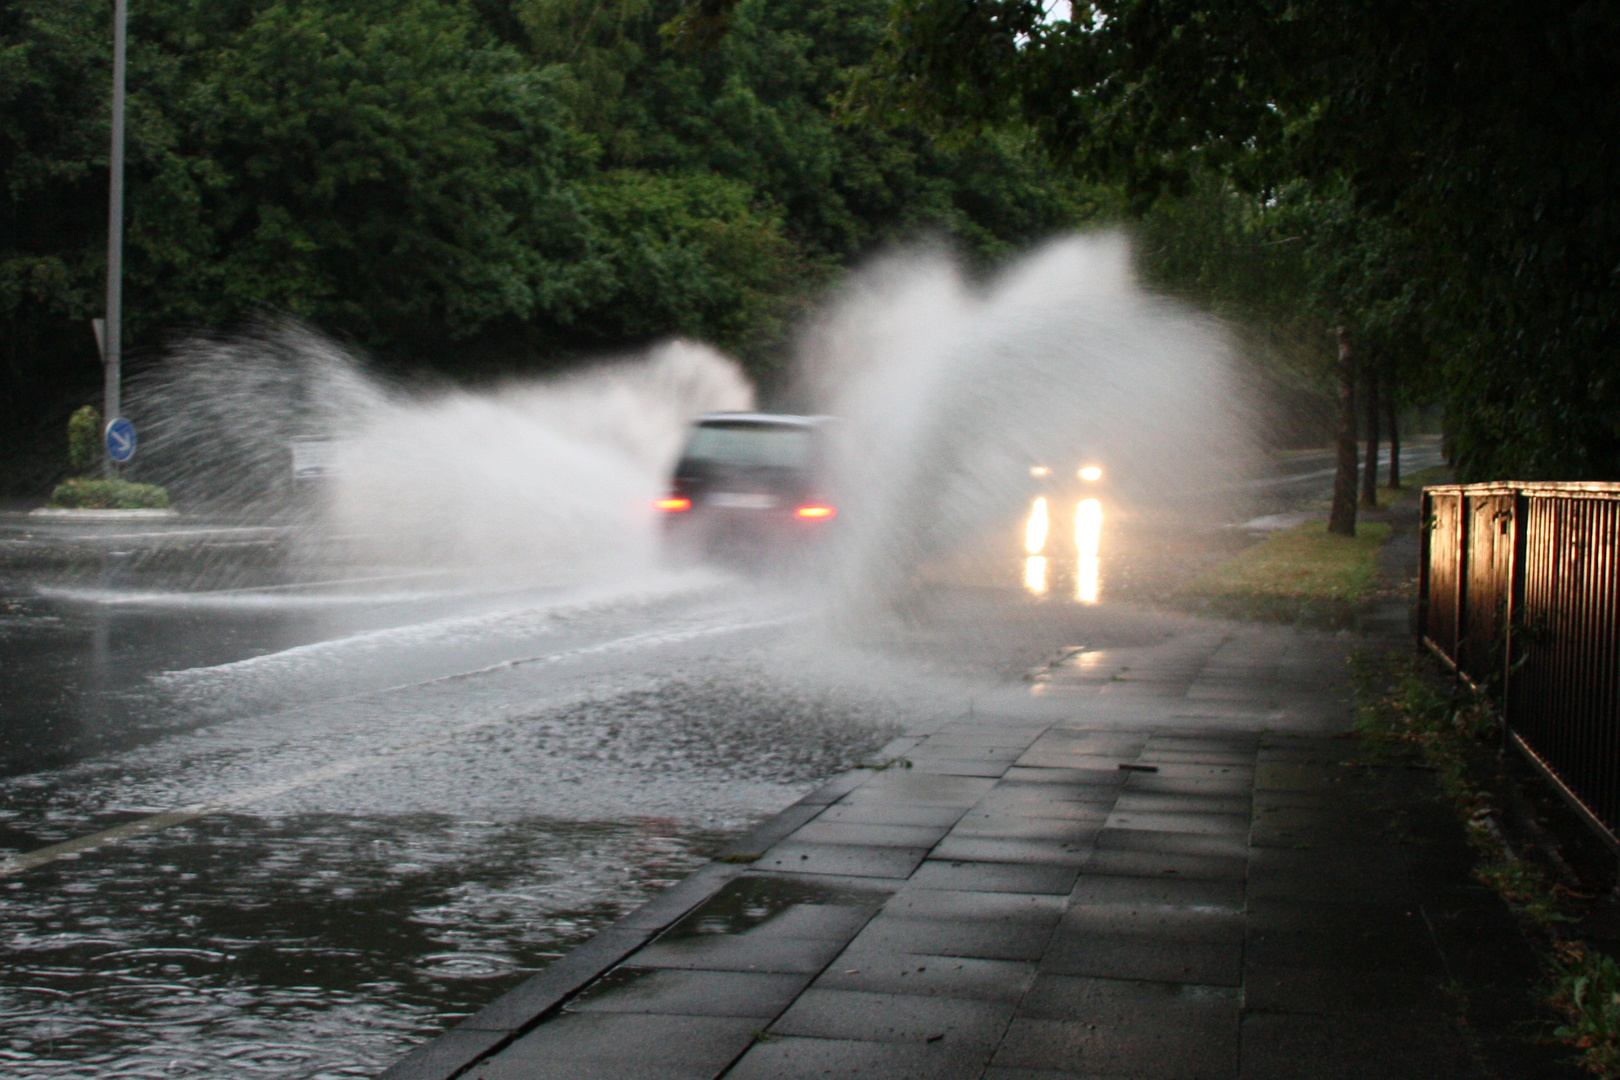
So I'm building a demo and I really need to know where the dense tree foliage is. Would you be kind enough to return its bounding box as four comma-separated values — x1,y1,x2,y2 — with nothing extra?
0,0,1089,490
857,0,1620,480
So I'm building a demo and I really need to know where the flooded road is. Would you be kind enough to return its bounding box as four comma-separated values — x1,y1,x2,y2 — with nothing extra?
0,561,940,1079
0,232,1415,1077
0,433,1441,1079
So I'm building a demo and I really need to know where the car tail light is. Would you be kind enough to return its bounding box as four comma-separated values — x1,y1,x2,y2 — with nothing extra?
655,496,692,512
794,504,836,520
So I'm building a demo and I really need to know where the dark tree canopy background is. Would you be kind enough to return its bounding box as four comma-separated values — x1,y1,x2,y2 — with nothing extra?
854,0,1620,481
0,0,1092,492
10,0,1609,491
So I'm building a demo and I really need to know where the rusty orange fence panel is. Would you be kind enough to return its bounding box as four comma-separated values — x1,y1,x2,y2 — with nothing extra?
1420,482,1620,847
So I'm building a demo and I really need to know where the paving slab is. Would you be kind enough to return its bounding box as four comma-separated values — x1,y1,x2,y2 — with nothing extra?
840,774,1000,807
1095,826,1249,858
846,913,1058,962
880,888,1068,924
1041,931,1244,986
1241,965,1456,1017
787,821,953,848
908,758,1017,778
1101,809,1250,836
1001,766,1126,787
813,802,970,828
1113,792,1253,815
724,1035,992,1080
930,835,1095,866
753,842,934,879
909,859,1080,895
770,987,1015,1048
974,783,1122,810
1079,847,1248,881
1057,904,1246,945
566,967,811,1017
814,951,1038,1002
954,807,1112,832
1068,874,1246,910
999,975,1240,1078
1237,1012,1481,1080
382,618,1577,1080
463,1013,760,1080
628,929,853,975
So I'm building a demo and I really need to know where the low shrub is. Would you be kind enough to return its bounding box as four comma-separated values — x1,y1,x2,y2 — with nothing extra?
1551,943,1620,1077
48,477,171,510
67,405,101,475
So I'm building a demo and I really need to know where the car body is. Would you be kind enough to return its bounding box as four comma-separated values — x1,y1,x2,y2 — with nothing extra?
657,413,837,563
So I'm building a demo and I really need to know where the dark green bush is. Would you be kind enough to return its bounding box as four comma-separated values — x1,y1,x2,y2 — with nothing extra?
48,477,172,510
67,405,101,475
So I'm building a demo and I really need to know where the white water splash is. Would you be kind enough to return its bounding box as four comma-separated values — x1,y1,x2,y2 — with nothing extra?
325,340,752,574
798,233,1252,608
132,325,753,583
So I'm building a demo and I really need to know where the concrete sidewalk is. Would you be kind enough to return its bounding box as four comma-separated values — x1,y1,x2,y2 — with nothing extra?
382,617,1571,1080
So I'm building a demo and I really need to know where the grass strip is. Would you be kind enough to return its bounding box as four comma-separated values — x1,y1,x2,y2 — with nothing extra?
1178,520,1391,628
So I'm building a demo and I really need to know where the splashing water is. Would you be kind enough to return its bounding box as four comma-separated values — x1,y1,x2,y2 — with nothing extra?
130,323,753,583
323,342,752,574
129,321,382,511
797,232,1252,610
127,233,1245,603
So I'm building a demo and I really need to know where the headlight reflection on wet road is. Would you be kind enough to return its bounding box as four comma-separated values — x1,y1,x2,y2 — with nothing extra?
1025,497,1049,555
1023,555,1048,595
1021,496,1103,603
1076,497,1102,604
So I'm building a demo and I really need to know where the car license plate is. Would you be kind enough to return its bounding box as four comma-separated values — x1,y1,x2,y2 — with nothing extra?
710,492,777,509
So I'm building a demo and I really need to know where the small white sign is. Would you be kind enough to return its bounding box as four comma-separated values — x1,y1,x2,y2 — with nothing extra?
289,439,340,479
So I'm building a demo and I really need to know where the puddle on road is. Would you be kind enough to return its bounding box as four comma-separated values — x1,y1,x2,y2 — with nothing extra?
0,812,731,1079
0,653,904,1079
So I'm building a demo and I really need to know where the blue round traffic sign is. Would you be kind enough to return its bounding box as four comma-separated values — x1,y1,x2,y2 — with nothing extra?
105,417,137,462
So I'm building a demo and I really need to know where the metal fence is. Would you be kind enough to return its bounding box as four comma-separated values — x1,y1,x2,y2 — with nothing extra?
1420,482,1620,848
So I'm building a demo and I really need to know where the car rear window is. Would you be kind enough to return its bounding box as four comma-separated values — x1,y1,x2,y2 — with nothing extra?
682,423,814,469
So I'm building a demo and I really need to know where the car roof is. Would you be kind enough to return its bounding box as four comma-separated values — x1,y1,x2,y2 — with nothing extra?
693,412,831,427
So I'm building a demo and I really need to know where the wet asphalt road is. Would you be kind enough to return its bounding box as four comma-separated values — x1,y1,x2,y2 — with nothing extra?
0,566,923,1078
0,440,1442,1079
2,545,1088,1079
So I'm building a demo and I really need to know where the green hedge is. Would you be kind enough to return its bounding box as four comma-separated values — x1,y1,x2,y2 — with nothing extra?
48,477,172,510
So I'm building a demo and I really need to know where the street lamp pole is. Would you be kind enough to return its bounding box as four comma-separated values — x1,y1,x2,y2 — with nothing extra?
103,0,127,473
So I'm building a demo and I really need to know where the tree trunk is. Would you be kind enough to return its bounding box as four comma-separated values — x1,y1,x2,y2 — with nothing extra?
1360,360,1380,509
1328,328,1359,536
1385,375,1401,488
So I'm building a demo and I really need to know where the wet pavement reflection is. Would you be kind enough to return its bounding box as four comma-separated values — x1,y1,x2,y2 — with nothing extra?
1022,496,1105,604
0,556,908,1079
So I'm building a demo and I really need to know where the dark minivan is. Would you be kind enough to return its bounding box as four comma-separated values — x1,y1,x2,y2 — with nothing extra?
657,413,836,561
